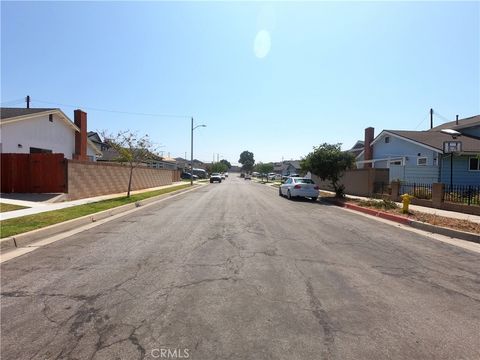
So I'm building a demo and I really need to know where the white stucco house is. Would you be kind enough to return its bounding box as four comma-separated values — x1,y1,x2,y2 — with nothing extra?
0,107,101,160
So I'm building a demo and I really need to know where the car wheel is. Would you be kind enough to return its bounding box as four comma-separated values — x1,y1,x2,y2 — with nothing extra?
210,180,213,183
279,188,283,197
287,190,292,200
311,197,318,202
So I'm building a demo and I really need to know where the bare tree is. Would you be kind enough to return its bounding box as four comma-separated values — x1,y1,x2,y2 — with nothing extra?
102,130,156,197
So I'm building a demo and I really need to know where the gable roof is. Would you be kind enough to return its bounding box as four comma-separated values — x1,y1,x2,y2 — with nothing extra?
430,115,480,131
1,107,58,120
375,130,480,153
1,107,78,132
348,140,364,150
1,107,102,155
285,160,301,169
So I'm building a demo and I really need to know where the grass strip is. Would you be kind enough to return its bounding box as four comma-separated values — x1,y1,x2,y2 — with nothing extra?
0,203,29,213
0,184,191,238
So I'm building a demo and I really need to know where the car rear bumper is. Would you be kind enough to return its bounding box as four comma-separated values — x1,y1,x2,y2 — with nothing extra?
291,189,319,197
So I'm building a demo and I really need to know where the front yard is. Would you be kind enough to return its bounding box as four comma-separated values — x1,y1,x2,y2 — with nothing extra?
321,193,480,235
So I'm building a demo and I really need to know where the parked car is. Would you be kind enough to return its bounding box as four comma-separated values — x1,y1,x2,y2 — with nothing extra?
252,172,260,177
224,172,229,177
279,177,319,201
268,173,281,181
210,173,222,183
181,172,199,180
282,173,300,182
244,173,252,180
221,173,226,180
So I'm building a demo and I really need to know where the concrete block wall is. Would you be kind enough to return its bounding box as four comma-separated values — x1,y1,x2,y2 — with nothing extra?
67,160,175,200
312,168,389,197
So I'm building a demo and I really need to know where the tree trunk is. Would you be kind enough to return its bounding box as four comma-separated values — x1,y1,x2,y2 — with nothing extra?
127,166,134,197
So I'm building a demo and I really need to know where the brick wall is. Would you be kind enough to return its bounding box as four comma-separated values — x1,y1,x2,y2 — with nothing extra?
67,160,176,200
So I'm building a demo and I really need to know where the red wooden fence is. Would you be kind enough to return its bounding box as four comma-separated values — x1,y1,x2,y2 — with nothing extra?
1,153,67,193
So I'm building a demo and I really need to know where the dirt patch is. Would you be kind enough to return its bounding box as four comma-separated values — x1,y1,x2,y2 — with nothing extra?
321,193,480,235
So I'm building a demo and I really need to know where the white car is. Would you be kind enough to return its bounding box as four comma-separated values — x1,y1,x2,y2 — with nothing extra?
210,173,222,183
269,173,282,181
279,177,319,201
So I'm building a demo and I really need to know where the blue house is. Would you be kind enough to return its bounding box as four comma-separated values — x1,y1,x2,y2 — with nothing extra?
356,115,480,186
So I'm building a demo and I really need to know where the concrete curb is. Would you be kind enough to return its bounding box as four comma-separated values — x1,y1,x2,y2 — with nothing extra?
0,185,200,252
324,198,480,244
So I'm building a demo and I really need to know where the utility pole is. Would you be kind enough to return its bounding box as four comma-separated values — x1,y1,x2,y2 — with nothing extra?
26,95,30,109
191,117,194,186
430,108,433,129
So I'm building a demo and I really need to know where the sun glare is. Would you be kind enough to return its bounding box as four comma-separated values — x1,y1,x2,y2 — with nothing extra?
254,30,271,59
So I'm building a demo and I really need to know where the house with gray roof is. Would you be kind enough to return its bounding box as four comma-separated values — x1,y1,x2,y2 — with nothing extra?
356,115,480,186
273,160,303,176
1,107,101,160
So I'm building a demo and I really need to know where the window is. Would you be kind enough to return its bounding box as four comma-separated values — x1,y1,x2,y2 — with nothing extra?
389,160,402,166
417,157,427,166
295,179,314,184
385,136,390,143
469,157,480,171
30,147,52,154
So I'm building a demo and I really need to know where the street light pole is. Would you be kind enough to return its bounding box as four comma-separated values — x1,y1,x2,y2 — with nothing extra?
441,128,462,191
190,117,206,186
191,117,194,186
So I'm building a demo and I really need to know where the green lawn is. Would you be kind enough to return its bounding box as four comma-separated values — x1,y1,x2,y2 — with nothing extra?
0,203,29,213
0,184,191,238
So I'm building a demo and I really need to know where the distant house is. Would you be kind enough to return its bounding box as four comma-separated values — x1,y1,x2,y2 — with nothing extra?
87,131,177,169
346,140,364,158
273,160,302,176
356,115,480,186
175,157,205,172
0,107,101,160
147,156,177,170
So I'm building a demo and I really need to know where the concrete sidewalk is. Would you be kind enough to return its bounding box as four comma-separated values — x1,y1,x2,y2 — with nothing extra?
0,182,189,221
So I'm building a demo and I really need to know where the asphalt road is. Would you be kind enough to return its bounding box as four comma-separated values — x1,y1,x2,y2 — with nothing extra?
2,176,480,360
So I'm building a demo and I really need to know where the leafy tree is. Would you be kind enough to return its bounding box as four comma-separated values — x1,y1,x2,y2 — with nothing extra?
301,143,355,197
239,151,255,173
254,162,274,182
219,159,232,169
102,130,157,197
211,162,228,173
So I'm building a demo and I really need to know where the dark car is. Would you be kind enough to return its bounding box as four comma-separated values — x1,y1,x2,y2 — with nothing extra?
181,172,198,180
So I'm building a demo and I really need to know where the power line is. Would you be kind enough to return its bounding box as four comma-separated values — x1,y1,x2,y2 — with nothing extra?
0,98,25,106
413,113,430,130
33,99,191,119
433,110,453,124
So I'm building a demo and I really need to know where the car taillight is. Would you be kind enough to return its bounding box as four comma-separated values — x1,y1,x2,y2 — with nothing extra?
314,186,319,190
294,184,301,189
